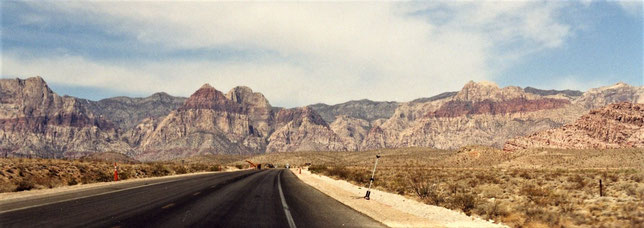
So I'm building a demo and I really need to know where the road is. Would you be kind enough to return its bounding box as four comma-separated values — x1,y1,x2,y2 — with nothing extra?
0,169,386,228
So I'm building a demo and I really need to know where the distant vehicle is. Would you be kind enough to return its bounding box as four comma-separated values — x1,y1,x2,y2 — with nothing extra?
286,164,290,169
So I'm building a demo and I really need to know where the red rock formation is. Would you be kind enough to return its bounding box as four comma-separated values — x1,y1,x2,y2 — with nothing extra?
180,84,244,113
426,98,571,118
504,102,644,151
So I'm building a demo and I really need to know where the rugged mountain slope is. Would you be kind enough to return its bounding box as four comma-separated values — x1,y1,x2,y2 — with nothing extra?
362,81,594,150
225,86,274,138
329,115,370,151
524,87,583,98
3,76,641,159
574,82,644,109
505,102,644,151
0,77,130,158
309,99,399,123
266,107,347,152
130,84,267,160
83,93,186,130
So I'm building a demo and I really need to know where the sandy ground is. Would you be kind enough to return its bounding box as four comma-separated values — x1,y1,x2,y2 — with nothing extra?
0,167,244,202
292,168,507,228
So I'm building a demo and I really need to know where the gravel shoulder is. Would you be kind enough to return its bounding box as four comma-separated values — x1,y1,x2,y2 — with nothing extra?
293,168,507,228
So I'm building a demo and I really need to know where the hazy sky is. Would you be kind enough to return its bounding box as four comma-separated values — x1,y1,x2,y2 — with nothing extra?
2,1,642,107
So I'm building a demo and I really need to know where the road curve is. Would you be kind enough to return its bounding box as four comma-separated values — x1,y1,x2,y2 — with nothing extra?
0,169,385,228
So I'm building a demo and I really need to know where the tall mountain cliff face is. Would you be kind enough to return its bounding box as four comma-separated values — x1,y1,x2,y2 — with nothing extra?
361,81,638,150
505,102,644,150
574,83,644,109
308,99,399,123
266,107,347,153
0,77,130,158
83,92,186,130
130,84,267,161
225,86,274,138
3,76,641,160
329,115,370,151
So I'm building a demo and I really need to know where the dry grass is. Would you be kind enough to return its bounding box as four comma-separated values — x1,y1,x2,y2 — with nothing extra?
0,157,234,193
311,165,643,227
256,147,644,227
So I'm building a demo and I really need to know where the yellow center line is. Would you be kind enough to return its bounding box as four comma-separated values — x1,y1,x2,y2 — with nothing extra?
161,203,175,209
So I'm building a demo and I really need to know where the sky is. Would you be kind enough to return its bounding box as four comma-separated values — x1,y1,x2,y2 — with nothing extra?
1,1,642,107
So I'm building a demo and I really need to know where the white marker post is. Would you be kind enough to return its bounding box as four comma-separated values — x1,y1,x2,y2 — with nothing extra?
364,155,380,200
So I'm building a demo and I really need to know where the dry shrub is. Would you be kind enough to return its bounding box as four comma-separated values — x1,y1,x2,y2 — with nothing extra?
448,192,478,215
475,200,509,221
408,179,443,205
327,166,351,179
475,172,501,184
567,174,587,190
209,165,222,172
15,178,36,191
308,164,328,173
150,163,171,177
477,184,504,199
175,165,188,174
189,163,208,172
523,206,560,226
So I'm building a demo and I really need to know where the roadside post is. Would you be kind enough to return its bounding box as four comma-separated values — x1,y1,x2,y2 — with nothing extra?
114,162,119,181
364,155,380,200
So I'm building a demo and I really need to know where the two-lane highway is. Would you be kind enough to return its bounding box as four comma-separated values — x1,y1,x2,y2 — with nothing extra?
0,169,385,228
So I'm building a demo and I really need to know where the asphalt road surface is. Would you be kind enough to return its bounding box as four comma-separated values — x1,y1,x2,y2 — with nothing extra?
0,169,386,228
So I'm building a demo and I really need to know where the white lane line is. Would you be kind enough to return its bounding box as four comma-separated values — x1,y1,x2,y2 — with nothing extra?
278,171,297,228
0,179,180,215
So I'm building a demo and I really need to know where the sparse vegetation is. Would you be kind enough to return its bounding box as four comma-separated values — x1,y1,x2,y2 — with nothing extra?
0,158,231,193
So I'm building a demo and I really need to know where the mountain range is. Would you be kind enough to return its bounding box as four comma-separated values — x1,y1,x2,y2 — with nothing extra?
1,76,642,161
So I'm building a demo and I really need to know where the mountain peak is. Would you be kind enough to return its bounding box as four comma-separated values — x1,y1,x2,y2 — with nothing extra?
180,84,243,112
226,86,271,108
454,80,504,102
200,83,214,89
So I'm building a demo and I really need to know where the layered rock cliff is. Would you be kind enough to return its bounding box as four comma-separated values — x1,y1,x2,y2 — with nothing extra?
361,81,640,150
309,99,399,123
83,92,186,130
505,102,644,150
266,107,347,152
2,76,641,160
0,77,130,158
574,82,644,109
130,84,264,160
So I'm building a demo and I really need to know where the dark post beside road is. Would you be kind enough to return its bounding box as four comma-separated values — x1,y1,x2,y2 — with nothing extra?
364,154,380,200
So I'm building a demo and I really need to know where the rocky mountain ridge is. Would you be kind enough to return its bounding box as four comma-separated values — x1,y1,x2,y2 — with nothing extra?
504,102,644,150
1,76,641,160
360,81,642,150
83,92,186,130
308,99,399,123
0,77,130,158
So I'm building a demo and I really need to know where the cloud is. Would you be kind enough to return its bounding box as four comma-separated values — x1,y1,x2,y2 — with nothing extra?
2,1,578,107
616,0,643,16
